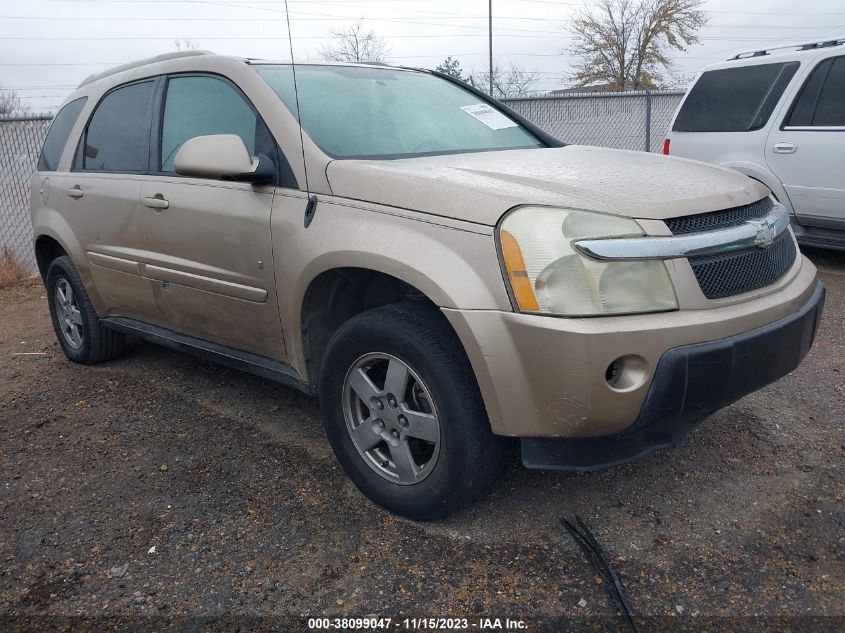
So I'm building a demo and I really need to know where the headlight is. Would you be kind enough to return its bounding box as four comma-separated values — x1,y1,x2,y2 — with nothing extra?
498,206,678,316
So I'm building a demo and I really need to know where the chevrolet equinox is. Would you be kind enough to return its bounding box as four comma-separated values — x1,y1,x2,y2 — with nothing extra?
31,51,825,519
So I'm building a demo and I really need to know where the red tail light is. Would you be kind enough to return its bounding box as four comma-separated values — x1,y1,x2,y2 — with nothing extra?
662,138,670,155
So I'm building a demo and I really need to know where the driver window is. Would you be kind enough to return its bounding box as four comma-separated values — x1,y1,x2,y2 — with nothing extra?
160,75,258,172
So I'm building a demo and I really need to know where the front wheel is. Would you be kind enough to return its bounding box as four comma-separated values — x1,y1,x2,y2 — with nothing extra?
319,304,508,520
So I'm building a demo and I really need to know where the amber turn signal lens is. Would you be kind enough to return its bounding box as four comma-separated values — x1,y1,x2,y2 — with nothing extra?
500,229,540,312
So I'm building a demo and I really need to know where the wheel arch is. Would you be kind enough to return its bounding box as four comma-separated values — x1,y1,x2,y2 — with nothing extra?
34,234,68,281
31,205,86,278
720,160,793,213
32,220,108,314
298,266,453,388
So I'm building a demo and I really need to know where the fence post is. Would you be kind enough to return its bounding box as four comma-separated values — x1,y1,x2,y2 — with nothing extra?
644,90,652,153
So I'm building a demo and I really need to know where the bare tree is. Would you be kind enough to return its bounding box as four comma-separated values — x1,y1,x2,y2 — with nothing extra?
567,0,707,90
174,39,200,52
435,56,465,81
0,84,27,118
469,63,542,99
318,19,390,63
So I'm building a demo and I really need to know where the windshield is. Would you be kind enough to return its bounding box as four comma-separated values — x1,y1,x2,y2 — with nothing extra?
255,64,543,159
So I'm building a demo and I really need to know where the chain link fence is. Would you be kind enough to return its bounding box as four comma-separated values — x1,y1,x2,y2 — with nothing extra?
1,116,52,276
0,93,684,278
504,90,684,153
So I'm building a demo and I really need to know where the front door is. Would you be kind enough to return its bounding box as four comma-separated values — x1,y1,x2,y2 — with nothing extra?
139,74,287,359
766,54,845,229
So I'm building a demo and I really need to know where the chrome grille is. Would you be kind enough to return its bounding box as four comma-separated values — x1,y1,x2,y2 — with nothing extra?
688,232,796,299
665,197,773,235
666,198,797,299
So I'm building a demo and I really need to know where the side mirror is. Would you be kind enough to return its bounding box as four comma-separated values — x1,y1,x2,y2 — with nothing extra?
173,134,274,184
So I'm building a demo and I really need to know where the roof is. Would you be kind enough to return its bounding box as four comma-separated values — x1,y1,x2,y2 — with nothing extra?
697,37,845,74
728,36,844,61
78,50,215,87
78,54,421,89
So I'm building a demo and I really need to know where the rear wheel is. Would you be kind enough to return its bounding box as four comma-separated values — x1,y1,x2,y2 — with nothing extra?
319,303,508,520
46,256,126,364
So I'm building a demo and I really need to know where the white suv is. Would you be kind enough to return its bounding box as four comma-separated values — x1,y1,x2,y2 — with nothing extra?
665,38,845,250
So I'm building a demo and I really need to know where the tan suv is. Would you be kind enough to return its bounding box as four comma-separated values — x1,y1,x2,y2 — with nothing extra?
31,51,824,519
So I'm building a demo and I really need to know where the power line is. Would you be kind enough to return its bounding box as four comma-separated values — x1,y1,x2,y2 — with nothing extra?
0,34,572,40
517,0,845,12
0,62,122,66
0,14,557,35
33,7,568,36
0,43,801,68
0,33,830,41
3,14,845,30
36,0,845,14
15,95,70,99
0,15,572,37
27,1,544,23
2,85,77,89
0,14,563,23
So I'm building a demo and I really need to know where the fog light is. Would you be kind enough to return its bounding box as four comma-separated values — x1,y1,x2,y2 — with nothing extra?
605,355,649,391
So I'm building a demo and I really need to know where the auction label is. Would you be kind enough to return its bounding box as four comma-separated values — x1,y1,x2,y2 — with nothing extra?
307,617,527,630
459,104,519,130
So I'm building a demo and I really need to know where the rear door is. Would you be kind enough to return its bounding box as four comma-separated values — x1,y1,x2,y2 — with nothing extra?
139,73,287,359
64,79,161,322
766,54,845,229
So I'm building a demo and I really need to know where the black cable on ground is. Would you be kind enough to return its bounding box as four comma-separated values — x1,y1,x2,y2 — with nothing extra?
560,516,641,633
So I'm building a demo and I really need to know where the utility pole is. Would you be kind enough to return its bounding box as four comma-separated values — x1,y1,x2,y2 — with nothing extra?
488,0,493,97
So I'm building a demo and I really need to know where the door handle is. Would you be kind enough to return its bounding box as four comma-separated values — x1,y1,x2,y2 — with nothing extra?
66,185,84,198
773,142,797,154
142,195,169,210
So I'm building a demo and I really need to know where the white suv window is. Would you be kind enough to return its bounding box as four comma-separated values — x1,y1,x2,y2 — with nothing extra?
672,62,799,133
785,56,845,128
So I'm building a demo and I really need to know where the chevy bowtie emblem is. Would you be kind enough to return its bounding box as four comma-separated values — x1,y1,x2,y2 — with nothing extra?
747,218,776,248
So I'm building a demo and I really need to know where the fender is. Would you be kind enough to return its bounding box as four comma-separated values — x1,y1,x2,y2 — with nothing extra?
719,160,794,214
272,197,512,379
31,205,110,314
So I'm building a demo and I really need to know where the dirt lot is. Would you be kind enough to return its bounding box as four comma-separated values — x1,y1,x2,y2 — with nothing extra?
1,249,843,632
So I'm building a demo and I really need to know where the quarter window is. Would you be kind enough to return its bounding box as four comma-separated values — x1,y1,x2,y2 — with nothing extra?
37,97,87,171
672,62,799,133
787,56,845,127
80,81,154,172
160,75,259,173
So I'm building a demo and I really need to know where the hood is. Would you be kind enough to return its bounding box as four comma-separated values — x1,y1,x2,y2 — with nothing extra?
325,145,769,226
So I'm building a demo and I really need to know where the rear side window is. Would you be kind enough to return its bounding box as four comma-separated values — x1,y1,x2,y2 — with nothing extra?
672,62,799,132
786,56,845,127
160,75,258,172
80,80,154,172
37,97,87,171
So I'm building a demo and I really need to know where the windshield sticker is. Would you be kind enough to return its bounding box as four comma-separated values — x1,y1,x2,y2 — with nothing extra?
459,104,519,130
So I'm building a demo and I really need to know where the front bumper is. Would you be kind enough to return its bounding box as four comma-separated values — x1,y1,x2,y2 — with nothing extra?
521,280,824,470
442,255,821,441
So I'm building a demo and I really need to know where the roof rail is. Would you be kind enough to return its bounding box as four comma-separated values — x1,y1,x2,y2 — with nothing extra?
729,37,844,61
78,50,215,87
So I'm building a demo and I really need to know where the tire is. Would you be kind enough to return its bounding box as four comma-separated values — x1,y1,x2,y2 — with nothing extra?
319,303,508,520
46,255,126,364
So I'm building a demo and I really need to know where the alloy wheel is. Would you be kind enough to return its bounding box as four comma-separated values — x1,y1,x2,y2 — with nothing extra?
54,277,84,349
342,353,441,485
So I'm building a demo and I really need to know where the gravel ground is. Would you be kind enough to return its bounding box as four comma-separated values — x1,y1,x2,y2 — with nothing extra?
0,248,843,632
